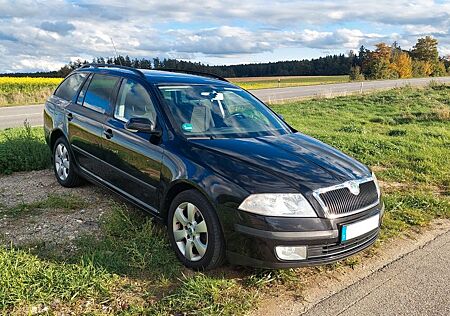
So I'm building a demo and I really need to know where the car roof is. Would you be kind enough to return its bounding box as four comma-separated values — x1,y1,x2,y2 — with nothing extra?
75,65,236,87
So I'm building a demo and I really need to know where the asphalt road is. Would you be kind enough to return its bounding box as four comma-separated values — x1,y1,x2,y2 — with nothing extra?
1,76,449,129
303,230,450,316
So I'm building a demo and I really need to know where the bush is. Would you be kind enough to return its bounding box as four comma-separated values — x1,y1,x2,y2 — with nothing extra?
0,123,50,174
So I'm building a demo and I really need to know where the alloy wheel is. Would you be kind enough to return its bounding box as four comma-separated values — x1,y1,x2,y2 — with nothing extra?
172,202,208,262
54,143,70,181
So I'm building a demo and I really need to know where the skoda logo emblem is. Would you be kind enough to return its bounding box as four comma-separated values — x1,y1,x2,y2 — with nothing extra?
348,181,360,195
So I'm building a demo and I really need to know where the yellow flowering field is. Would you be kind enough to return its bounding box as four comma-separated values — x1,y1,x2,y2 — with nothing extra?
0,77,62,106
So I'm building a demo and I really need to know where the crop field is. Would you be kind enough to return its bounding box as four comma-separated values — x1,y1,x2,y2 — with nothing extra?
0,86,449,314
0,75,349,107
0,77,62,106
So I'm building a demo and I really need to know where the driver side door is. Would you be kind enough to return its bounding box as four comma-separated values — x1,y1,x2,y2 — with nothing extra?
101,78,163,213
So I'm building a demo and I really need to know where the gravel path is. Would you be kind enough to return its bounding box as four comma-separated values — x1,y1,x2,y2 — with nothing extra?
0,169,115,248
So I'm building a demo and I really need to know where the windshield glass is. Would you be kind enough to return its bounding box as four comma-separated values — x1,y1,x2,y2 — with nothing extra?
158,84,291,138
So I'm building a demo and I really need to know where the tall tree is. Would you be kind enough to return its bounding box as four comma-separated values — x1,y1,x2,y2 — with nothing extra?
392,52,413,78
366,43,397,79
411,36,439,63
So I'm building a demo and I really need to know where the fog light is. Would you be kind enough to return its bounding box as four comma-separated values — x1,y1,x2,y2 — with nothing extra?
275,246,307,261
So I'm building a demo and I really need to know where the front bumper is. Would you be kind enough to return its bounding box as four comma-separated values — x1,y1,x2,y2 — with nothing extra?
225,202,384,268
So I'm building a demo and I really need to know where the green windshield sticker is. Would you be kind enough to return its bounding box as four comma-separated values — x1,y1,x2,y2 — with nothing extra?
182,123,193,132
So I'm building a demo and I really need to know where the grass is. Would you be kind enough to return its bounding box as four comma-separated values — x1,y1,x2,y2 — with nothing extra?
0,193,86,218
230,75,349,90
0,247,114,312
0,123,50,175
0,77,62,106
2,204,257,315
0,85,449,314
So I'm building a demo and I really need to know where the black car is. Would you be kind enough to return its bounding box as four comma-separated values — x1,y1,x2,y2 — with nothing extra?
44,64,383,270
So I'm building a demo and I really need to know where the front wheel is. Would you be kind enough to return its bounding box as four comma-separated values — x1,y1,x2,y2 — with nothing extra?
52,137,83,187
168,190,226,270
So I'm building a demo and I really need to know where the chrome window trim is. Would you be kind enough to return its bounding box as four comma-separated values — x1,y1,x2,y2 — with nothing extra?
312,176,380,219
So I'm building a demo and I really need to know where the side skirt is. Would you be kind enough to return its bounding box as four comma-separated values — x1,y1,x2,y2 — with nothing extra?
78,165,164,223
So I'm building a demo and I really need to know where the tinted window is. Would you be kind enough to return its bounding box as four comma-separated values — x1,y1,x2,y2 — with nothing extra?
114,79,156,122
54,73,87,101
83,74,119,113
76,74,92,105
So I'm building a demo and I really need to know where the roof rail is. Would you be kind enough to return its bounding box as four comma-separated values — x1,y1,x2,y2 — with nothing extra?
154,68,229,82
79,63,146,78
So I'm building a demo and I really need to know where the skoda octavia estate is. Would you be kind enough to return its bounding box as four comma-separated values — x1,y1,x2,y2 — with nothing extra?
44,64,384,270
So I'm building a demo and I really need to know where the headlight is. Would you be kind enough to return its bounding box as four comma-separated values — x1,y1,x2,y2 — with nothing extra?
238,193,317,217
372,172,381,198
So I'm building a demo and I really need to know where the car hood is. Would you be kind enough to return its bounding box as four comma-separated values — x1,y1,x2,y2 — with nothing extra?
189,132,370,192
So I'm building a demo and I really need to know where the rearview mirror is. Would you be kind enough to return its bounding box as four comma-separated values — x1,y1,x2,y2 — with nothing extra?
125,117,156,133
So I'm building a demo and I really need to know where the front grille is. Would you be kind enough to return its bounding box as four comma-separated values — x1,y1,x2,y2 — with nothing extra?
308,229,378,259
314,179,379,218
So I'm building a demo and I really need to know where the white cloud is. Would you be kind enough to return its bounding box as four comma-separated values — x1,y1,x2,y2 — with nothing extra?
0,0,449,72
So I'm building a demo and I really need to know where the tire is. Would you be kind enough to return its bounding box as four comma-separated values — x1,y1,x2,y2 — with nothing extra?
168,189,226,270
52,137,83,188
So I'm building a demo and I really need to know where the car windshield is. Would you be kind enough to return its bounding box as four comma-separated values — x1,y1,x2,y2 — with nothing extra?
158,84,291,138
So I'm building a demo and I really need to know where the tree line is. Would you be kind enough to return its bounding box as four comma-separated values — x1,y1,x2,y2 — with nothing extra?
2,36,449,79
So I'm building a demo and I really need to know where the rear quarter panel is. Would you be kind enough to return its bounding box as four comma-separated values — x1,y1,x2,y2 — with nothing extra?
44,95,70,146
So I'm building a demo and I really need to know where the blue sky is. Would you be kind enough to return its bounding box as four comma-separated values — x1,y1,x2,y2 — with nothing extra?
0,0,449,72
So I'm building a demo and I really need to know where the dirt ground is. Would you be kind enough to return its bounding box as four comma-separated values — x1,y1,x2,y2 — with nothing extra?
0,169,116,248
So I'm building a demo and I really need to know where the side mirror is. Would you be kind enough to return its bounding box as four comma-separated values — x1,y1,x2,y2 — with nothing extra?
125,117,156,133
278,114,285,121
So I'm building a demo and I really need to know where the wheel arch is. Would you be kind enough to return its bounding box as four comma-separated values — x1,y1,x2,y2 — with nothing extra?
49,128,67,151
160,180,215,224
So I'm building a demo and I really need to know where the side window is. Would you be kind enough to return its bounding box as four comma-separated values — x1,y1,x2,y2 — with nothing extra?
76,74,92,105
114,79,157,123
83,74,119,114
54,73,87,101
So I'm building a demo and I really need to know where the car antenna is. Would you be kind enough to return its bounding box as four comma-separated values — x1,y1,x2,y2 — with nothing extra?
110,37,123,66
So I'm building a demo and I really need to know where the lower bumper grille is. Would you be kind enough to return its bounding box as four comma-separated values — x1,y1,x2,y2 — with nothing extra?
308,229,378,259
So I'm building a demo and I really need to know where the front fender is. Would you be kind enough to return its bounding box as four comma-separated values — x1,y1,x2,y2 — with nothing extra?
160,147,250,235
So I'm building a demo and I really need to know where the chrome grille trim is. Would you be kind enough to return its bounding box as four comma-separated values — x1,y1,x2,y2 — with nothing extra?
312,176,380,219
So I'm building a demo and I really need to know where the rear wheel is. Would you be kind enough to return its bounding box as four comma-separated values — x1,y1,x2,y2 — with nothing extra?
52,137,82,187
168,190,225,270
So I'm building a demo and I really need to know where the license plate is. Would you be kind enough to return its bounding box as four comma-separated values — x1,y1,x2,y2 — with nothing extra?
341,214,379,242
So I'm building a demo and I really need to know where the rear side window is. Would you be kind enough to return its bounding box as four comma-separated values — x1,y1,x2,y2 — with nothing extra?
54,73,87,101
83,74,119,114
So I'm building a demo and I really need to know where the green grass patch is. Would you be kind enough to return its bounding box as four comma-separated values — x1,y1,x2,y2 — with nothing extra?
149,274,257,316
74,205,180,279
0,193,86,218
0,124,50,174
381,191,450,239
0,246,114,311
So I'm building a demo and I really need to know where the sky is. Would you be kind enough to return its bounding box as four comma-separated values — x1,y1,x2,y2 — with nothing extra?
0,0,449,73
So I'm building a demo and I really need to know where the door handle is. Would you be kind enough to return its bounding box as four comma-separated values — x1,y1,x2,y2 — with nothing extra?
103,128,113,139
67,112,73,121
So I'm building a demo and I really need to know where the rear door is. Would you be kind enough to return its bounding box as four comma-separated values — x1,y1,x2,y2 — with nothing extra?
101,77,163,212
67,73,120,176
